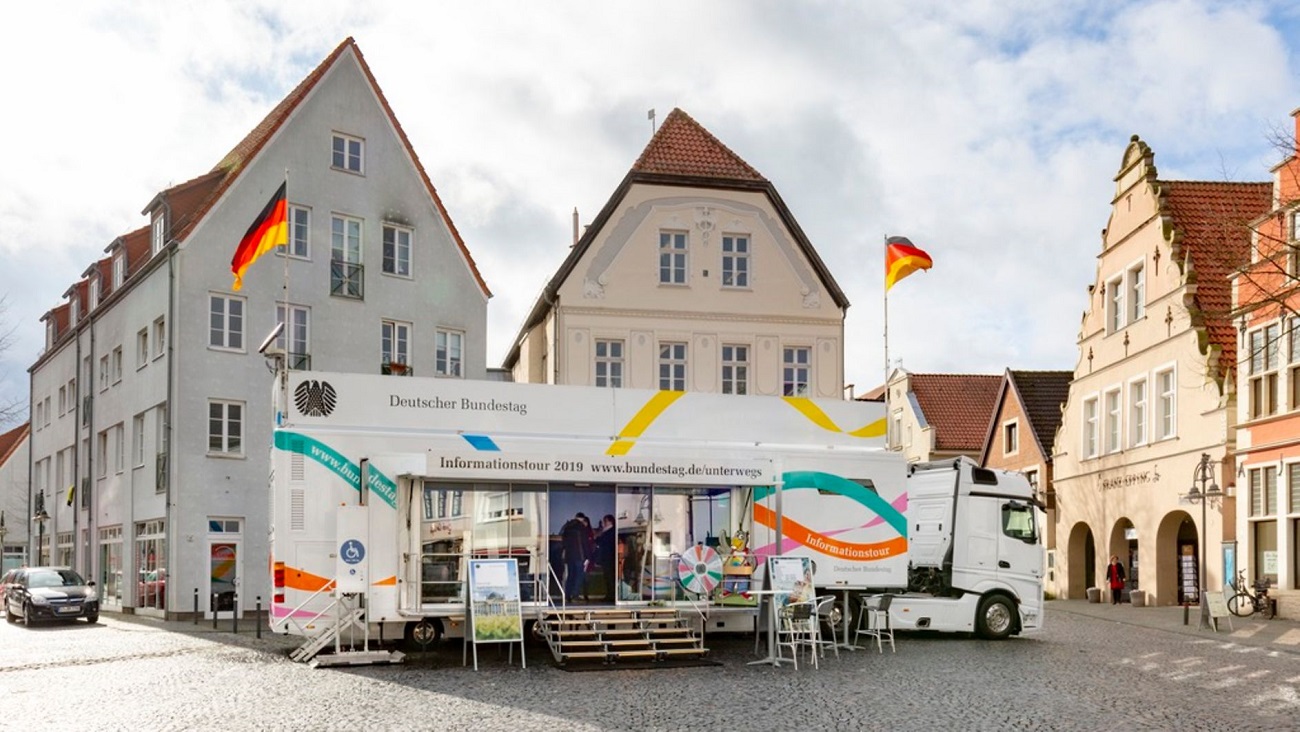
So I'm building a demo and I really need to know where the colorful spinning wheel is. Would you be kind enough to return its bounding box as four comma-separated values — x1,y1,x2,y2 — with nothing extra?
677,544,723,595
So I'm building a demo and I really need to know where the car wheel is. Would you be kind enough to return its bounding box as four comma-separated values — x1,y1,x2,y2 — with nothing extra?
5,604,15,623
23,602,35,627
85,613,99,624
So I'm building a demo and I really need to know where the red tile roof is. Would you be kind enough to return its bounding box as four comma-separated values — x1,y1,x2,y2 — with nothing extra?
0,422,28,468
910,374,1003,452
632,108,766,182
1161,180,1271,382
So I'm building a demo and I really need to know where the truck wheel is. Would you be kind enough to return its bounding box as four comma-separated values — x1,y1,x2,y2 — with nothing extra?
976,595,1015,640
404,618,442,651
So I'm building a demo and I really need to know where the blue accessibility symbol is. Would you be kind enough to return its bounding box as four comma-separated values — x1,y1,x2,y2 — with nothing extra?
341,539,365,565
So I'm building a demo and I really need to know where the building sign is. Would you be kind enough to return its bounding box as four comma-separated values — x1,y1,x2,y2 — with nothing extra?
1100,465,1161,491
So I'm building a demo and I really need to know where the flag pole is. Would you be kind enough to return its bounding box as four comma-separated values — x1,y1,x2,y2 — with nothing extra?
883,235,890,450
281,169,290,364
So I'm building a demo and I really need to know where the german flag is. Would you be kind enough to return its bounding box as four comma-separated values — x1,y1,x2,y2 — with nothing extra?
885,236,933,291
230,182,288,291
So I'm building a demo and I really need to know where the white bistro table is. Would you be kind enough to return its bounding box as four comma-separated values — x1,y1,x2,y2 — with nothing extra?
747,589,792,667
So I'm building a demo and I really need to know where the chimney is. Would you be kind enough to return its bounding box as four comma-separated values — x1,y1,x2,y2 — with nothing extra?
572,207,579,247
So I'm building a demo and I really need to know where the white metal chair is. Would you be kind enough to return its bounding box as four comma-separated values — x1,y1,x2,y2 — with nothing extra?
854,593,895,653
776,600,819,669
812,595,840,660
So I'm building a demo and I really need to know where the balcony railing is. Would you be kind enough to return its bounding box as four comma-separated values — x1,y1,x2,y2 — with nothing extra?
382,361,413,376
287,352,311,371
330,260,364,299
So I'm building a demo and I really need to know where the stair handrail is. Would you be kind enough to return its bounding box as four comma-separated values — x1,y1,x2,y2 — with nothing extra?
270,578,339,636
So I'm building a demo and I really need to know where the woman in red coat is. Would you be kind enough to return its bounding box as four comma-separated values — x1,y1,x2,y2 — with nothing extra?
1105,555,1127,605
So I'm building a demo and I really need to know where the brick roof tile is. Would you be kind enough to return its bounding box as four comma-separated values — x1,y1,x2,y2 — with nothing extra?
633,108,766,182
911,373,1003,451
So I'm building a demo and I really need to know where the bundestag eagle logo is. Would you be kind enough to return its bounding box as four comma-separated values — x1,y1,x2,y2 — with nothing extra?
294,380,337,417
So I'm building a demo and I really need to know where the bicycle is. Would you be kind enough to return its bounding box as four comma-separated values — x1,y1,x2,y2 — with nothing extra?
1227,570,1273,619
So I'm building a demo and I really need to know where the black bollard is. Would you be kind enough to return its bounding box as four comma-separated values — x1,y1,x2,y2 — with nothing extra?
232,593,238,635
193,589,198,625
1183,603,1189,626
256,597,262,639
212,594,218,629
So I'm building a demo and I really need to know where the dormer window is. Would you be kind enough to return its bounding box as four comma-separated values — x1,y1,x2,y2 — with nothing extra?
151,214,166,256
113,252,126,288
89,279,100,309
69,298,78,325
45,320,54,348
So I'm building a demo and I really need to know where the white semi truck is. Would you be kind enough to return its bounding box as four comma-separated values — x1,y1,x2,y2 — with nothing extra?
267,370,1043,662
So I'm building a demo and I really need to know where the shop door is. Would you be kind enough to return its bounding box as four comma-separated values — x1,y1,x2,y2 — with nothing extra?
208,540,242,619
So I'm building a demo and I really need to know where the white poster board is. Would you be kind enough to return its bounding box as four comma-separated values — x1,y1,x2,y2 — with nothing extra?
766,556,815,606
465,558,525,670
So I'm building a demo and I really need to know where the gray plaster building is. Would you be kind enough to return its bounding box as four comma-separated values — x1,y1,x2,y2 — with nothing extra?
26,38,489,619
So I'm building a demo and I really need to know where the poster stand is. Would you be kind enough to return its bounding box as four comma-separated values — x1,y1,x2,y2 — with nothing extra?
463,558,526,670
1203,591,1232,633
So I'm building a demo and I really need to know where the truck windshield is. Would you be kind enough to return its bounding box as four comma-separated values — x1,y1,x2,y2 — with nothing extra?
1001,503,1037,543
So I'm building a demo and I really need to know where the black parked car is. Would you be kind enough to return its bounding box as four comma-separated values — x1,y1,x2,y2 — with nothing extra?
4,566,99,625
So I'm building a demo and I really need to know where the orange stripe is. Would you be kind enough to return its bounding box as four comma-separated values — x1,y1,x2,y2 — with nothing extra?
284,566,334,593
753,503,907,561
374,575,397,586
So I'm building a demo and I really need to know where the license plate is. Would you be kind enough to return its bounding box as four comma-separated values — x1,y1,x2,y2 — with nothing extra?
57,606,80,614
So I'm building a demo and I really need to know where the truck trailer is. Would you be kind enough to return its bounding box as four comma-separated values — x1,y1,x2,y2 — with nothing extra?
267,370,1043,663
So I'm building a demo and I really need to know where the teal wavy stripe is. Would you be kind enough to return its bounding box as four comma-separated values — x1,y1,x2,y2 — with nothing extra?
756,471,907,537
273,431,397,509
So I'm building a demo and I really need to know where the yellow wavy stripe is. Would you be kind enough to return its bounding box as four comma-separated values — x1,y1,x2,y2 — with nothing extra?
783,397,886,439
605,391,686,455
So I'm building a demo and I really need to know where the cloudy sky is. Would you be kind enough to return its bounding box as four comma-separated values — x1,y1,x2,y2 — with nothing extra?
2,0,1298,420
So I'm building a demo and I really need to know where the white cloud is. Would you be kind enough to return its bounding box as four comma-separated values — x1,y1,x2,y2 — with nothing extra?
1,0,1298,417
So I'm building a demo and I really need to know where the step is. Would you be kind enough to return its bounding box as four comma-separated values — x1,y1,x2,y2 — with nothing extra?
651,637,700,645
658,647,708,656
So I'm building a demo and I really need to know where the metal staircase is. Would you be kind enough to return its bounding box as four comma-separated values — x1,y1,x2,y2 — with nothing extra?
537,607,708,665
286,597,405,667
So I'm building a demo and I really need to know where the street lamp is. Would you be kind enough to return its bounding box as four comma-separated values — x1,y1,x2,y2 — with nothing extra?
1186,453,1222,629
33,505,50,566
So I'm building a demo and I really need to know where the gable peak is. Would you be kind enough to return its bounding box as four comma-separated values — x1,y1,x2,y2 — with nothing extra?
632,108,766,183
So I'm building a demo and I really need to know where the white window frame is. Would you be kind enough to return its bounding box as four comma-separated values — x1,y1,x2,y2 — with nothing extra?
137,328,149,370
782,346,811,397
286,205,310,259
1082,395,1099,459
111,347,123,384
1249,465,1278,517
97,429,109,478
99,355,110,392
209,294,246,351
1290,317,1300,412
1248,323,1280,419
595,339,624,388
1155,366,1176,440
721,234,750,288
153,317,165,360
1002,419,1019,456
331,214,364,299
659,342,688,391
1104,387,1121,454
721,344,749,395
114,423,125,474
1105,275,1124,334
151,214,165,256
1127,262,1145,322
331,133,364,174
207,399,244,456
382,320,411,368
89,278,100,309
276,303,311,367
382,223,413,278
1128,376,1147,447
436,329,464,378
659,231,688,285
113,251,125,288
133,413,146,468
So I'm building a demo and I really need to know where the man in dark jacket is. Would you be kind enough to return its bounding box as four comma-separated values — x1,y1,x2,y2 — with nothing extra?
561,513,590,600
593,514,617,601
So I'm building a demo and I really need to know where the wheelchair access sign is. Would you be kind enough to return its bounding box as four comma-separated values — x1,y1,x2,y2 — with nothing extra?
341,539,365,564
335,506,368,593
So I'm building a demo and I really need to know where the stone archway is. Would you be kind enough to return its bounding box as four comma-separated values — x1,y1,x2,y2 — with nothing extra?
1155,510,1198,607
1067,522,1097,599
1108,517,1137,603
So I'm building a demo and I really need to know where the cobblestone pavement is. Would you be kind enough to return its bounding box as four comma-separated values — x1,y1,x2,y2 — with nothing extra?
4,601,1300,731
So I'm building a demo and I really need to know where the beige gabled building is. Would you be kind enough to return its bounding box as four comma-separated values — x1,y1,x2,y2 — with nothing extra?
881,370,1001,463
1054,136,1269,606
502,108,849,396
